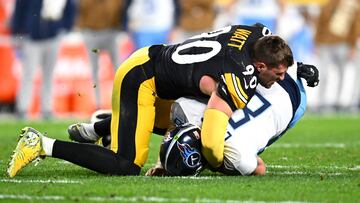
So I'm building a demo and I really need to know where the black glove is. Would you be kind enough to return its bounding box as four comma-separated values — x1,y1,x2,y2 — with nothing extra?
297,62,319,87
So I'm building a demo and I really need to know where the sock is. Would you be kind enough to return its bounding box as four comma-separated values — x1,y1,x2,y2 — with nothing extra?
41,135,56,157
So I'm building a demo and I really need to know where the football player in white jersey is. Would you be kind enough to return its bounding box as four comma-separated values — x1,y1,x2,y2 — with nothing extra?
149,61,319,176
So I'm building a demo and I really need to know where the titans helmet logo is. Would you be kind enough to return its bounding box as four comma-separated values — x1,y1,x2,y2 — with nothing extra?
176,142,201,168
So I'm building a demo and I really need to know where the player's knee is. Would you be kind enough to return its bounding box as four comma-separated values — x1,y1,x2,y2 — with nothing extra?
111,157,141,176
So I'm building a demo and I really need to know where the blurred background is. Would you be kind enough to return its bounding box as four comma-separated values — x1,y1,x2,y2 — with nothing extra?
0,0,359,120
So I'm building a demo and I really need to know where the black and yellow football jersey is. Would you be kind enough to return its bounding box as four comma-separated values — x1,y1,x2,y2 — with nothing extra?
151,24,272,111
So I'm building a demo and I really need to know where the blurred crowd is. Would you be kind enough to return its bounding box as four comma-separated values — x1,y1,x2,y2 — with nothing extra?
0,0,359,120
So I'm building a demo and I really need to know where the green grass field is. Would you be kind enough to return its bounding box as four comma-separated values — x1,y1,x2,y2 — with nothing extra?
0,114,359,203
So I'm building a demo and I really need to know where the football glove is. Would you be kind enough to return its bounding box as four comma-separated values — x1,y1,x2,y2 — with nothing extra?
297,62,319,87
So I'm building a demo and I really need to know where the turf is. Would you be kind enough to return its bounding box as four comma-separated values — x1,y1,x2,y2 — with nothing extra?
0,114,359,203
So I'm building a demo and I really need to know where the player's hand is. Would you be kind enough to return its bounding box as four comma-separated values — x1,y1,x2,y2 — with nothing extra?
297,62,319,87
145,166,166,176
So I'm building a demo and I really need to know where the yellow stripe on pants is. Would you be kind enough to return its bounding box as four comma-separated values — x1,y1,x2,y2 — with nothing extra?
111,46,157,167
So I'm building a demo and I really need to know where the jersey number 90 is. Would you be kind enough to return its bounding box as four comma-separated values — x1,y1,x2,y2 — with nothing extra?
171,26,232,64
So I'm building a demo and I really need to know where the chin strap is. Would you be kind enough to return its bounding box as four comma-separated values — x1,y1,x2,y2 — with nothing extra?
297,62,320,87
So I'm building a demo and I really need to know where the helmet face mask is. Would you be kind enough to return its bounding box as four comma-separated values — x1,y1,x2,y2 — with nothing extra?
159,124,204,176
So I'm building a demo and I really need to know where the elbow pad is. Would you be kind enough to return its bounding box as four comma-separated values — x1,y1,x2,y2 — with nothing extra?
201,108,229,168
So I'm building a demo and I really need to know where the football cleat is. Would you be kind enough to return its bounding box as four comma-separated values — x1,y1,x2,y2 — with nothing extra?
68,123,110,148
7,127,45,178
68,123,99,143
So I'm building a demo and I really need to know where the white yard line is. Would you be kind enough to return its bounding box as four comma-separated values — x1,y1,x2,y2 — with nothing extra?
269,171,344,176
0,194,317,203
0,179,81,184
268,165,360,171
349,165,360,171
0,194,64,201
168,176,222,180
267,164,359,176
272,143,346,148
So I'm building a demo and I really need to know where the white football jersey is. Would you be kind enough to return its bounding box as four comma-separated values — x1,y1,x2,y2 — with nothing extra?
171,63,307,175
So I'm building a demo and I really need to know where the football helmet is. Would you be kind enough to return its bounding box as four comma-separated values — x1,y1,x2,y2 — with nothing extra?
159,124,204,176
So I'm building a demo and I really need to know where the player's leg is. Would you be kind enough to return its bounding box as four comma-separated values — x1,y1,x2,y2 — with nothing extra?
60,47,157,172
69,102,168,142
7,47,156,177
94,116,111,136
82,30,102,109
7,126,138,177
104,29,120,71
68,95,172,143
40,37,61,119
15,39,41,119
111,47,157,168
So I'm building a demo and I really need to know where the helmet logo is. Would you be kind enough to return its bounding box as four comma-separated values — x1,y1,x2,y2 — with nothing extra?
177,142,201,168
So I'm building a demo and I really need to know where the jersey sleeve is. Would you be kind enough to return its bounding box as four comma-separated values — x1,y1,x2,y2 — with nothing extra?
217,73,256,111
215,25,265,111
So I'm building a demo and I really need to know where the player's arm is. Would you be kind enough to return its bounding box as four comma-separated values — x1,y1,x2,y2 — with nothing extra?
199,76,233,168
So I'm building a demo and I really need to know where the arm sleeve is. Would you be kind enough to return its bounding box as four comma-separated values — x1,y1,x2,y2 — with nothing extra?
201,108,229,168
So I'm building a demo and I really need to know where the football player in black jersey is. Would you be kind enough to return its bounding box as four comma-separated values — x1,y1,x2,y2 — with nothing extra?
7,24,294,177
